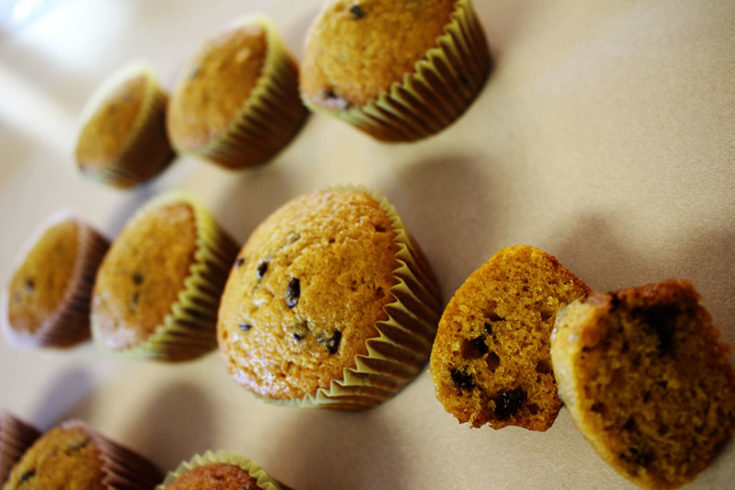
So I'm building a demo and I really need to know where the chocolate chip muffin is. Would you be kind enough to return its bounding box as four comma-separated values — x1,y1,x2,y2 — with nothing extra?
91,192,238,361
2,420,161,490
167,15,308,169
75,62,174,188
2,213,109,348
158,451,290,490
300,0,490,141
0,411,40,485
217,187,442,409
430,245,590,430
551,280,735,489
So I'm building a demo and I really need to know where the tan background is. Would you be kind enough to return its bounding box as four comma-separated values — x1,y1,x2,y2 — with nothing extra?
1,0,734,488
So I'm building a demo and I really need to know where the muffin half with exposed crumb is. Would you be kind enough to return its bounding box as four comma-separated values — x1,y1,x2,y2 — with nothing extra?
551,280,735,489
430,245,590,430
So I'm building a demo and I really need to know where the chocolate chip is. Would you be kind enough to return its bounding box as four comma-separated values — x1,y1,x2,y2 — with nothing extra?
321,89,350,110
239,323,252,332
484,322,493,335
634,304,678,356
493,388,526,420
326,330,341,354
535,360,551,374
609,292,620,311
450,368,475,391
485,351,500,372
293,333,303,342
18,470,35,484
620,447,652,468
622,418,637,432
25,278,34,292
461,335,488,359
286,278,300,308
132,272,144,285
235,257,245,268
256,260,269,280
349,4,365,19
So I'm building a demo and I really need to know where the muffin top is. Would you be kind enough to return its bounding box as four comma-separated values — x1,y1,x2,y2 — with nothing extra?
3,422,105,490
217,190,399,400
301,0,457,109
6,219,80,336
92,202,198,350
165,463,262,490
75,73,150,170
167,21,268,151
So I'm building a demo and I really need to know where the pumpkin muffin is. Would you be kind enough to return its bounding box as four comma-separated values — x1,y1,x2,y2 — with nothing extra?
551,280,735,489
0,411,40,485
2,420,161,490
300,0,490,141
1,213,109,348
167,15,308,169
91,192,238,361
430,245,590,430
217,187,442,409
75,62,174,188
158,451,290,490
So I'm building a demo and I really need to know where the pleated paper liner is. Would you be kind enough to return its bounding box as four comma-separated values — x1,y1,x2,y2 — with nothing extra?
192,15,308,169
91,191,239,362
302,0,490,142
0,410,40,484
157,450,290,490
1,211,109,349
266,185,442,410
76,61,174,189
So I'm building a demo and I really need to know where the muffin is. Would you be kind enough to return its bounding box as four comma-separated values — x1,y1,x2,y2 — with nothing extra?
300,0,491,142
158,450,290,490
75,62,174,188
430,245,590,430
551,280,735,489
91,191,239,361
2,420,161,489
0,411,40,485
1,212,109,348
217,187,442,410
167,15,308,169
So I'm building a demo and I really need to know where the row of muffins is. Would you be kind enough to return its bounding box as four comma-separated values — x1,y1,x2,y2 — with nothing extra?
3,183,735,488
0,410,289,489
74,0,491,189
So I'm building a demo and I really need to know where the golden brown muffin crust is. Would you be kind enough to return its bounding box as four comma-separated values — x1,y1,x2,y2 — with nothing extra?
551,280,735,489
75,74,148,169
430,245,590,430
166,463,261,490
301,0,458,108
168,23,267,150
7,220,80,335
218,190,398,400
92,202,198,350
2,424,104,490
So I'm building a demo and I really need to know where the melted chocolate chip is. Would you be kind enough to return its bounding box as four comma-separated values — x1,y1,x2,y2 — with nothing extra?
18,470,35,484
450,368,475,391
132,272,144,285
286,278,300,308
239,323,252,332
484,322,493,335
461,336,488,359
620,447,652,468
256,260,269,280
235,257,245,268
350,4,365,19
493,388,526,420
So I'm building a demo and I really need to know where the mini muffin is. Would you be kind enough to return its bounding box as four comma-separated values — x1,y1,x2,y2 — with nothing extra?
0,411,40,484
217,187,442,410
551,280,735,489
1,212,109,348
91,191,238,361
2,420,161,490
158,450,290,490
75,62,174,188
300,0,490,142
430,245,590,430
167,15,308,169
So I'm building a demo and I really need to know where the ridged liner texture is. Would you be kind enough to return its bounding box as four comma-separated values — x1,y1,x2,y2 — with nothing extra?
302,0,490,142
157,450,286,490
91,191,239,361
0,411,40,484
76,62,174,189
265,185,442,410
1,211,110,349
190,15,308,169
